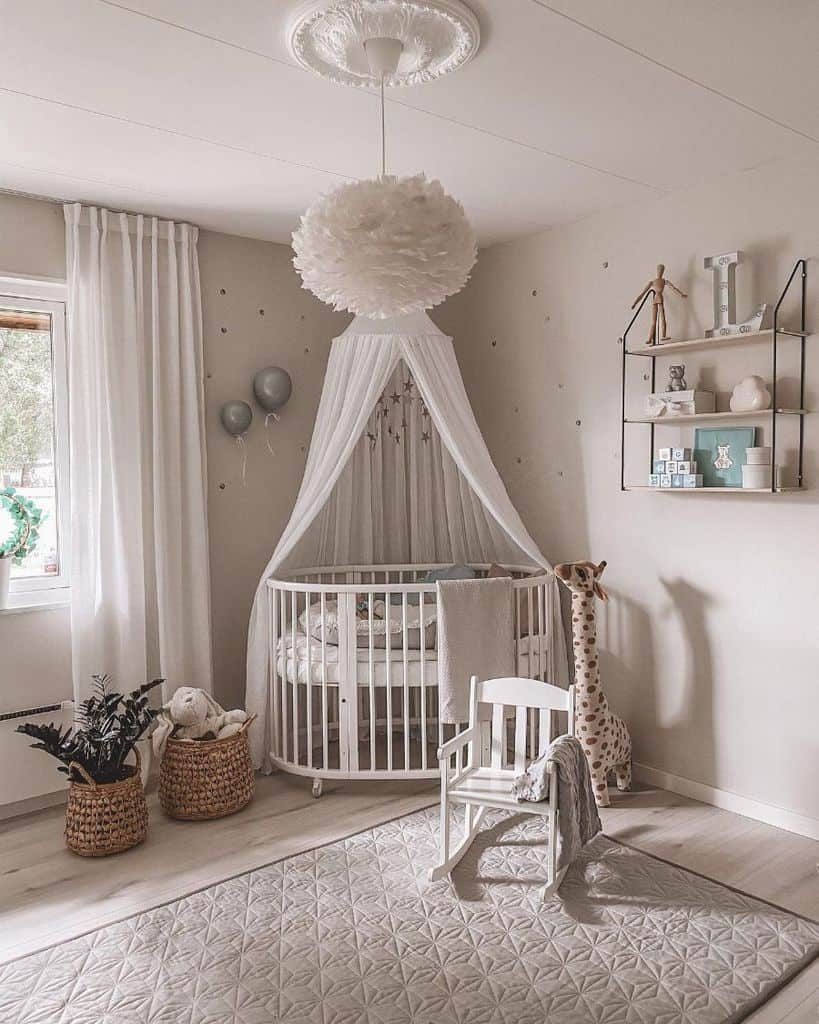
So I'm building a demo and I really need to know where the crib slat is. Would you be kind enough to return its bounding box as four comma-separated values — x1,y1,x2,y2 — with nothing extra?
385,593,393,772
291,591,299,766
491,703,504,770
514,706,527,773
515,588,521,673
420,592,428,770
321,591,328,770
402,593,410,771
368,592,375,770
305,591,313,769
538,584,546,681
269,587,279,760
527,586,534,680
280,590,288,762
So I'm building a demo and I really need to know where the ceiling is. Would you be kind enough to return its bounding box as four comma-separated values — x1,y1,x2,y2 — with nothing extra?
2,0,818,246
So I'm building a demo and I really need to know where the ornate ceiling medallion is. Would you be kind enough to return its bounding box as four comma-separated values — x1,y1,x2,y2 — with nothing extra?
287,0,481,88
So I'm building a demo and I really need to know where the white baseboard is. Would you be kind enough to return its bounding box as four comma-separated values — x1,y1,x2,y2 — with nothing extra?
633,762,819,841
0,789,66,823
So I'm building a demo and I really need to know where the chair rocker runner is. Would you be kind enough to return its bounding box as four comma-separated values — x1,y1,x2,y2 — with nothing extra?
429,675,576,896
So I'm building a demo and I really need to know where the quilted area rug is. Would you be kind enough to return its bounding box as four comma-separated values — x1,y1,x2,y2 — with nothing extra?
2,807,818,1024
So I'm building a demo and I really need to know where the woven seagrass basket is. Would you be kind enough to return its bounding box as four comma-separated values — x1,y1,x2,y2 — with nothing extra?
65,748,148,857
159,715,256,821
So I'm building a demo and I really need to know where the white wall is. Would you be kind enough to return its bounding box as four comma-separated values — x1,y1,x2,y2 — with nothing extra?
443,157,819,825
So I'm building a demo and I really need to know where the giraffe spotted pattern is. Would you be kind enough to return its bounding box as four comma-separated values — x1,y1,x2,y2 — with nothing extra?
555,560,632,808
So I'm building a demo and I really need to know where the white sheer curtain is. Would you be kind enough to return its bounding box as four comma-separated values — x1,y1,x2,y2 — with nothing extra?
312,362,525,566
245,312,567,769
64,204,212,703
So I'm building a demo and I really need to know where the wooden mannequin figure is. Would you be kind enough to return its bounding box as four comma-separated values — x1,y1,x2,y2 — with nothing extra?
632,264,687,345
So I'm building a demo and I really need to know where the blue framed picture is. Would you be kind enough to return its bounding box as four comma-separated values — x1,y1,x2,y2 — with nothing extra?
694,427,756,487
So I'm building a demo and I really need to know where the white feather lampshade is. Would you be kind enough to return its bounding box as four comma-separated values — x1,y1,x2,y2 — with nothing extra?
292,173,477,318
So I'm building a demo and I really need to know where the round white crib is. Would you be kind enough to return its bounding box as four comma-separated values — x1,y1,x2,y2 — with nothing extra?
266,563,558,795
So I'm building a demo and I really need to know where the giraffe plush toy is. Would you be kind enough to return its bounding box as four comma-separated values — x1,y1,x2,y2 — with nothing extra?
554,560,632,807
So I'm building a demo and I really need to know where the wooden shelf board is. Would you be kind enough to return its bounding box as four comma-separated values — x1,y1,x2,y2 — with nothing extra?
625,327,811,357
626,486,802,494
625,409,807,425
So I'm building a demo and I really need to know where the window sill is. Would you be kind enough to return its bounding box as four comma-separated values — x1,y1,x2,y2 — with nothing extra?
0,589,70,615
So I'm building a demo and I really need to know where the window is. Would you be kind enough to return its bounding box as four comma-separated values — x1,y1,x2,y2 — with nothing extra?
0,281,69,599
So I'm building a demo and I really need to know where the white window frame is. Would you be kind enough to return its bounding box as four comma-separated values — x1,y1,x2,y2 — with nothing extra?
0,276,70,602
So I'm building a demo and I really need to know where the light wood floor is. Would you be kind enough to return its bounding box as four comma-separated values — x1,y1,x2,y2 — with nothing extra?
1,776,817,1022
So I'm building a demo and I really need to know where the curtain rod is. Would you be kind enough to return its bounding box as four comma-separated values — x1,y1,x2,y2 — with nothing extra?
0,186,199,230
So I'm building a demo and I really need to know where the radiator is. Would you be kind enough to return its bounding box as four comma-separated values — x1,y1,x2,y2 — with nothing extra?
0,701,74,806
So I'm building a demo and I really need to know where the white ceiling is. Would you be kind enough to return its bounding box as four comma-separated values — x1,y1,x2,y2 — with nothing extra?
2,0,818,246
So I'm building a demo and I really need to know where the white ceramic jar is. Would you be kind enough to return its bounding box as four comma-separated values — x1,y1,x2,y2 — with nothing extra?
742,464,773,489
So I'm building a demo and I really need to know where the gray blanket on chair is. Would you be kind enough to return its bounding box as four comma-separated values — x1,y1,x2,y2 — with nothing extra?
512,735,602,871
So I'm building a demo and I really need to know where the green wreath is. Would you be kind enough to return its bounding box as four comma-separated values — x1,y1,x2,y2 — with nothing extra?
0,487,43,565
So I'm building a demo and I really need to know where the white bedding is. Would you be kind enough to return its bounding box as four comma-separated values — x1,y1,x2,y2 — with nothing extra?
276,632,547,687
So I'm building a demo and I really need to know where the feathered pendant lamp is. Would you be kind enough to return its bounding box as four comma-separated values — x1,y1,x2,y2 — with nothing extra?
289,1,480,319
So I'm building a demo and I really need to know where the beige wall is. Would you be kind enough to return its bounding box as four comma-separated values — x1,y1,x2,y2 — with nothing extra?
198,231,347,709
443,157,819,823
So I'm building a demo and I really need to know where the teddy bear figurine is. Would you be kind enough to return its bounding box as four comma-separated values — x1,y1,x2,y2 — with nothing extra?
665,364,687,393
152,686,249,758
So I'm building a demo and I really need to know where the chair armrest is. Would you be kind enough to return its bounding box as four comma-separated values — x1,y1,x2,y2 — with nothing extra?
436,726,477,762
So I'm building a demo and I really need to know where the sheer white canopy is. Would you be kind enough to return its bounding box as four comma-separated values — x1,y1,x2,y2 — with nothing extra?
246,312,567,767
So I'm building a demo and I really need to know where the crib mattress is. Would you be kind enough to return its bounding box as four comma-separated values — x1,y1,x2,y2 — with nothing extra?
276,633,547,687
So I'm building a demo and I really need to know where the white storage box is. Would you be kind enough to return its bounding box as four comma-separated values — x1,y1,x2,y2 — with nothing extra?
746,446,772,465
648,391,716,417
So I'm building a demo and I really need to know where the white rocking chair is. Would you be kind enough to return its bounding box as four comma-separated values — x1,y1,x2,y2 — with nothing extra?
429,675,576,895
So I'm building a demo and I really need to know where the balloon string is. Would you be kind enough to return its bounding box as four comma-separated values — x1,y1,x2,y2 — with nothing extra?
265,412,279,457
236,435,247,487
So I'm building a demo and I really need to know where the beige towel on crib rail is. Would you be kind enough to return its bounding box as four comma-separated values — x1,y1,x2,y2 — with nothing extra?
437,577,515,724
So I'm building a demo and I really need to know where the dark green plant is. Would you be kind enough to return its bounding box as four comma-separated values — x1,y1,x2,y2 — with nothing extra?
16,675,163,784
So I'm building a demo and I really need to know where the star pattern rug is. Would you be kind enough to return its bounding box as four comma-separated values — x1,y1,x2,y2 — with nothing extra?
2,806,817,1023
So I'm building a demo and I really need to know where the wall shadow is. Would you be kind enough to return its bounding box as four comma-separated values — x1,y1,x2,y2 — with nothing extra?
649,579,717,786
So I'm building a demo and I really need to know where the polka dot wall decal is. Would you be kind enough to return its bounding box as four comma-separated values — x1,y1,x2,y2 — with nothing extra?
219,483,226,490
259,308,265,316
219,288,226,295
221,327,227,334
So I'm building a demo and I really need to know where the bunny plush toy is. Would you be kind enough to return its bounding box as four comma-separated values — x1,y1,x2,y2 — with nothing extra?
152,687,249,758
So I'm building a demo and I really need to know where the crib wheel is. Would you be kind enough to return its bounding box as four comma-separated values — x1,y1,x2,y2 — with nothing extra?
312,779,323,799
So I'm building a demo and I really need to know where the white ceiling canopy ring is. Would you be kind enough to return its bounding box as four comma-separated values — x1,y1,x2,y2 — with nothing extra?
288,0,481,88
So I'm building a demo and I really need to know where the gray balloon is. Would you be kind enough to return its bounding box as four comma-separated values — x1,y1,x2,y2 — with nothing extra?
220,400,253,437
253,366,292,413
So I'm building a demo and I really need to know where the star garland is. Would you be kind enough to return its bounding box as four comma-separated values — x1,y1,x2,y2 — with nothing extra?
367,374,431,449
0,487,43,565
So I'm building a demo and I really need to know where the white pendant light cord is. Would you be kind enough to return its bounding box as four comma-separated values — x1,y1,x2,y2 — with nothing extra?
380,73,386,177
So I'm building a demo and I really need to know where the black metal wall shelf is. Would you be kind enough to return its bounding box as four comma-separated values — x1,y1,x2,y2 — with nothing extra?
619,259,810,494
